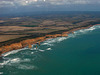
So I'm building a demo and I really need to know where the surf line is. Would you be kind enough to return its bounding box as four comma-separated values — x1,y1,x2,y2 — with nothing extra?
0,24,100,57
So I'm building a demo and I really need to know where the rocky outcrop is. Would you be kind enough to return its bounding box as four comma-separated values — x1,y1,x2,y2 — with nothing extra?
0,43,22,55
46,33,68,38
0,33,68,56
0,25,94,56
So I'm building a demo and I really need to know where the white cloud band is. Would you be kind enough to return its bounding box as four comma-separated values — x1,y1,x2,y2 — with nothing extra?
0,0,100,7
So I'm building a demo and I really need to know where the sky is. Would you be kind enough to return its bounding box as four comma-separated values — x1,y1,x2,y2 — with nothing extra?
0,0,100,15
0,0,100,7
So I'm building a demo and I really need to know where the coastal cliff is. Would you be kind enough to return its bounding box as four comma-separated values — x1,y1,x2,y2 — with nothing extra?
0,13,100,56
0,24,99,56
0,33,68,56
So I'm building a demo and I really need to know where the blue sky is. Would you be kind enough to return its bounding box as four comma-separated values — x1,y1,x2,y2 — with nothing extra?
0,0,100,14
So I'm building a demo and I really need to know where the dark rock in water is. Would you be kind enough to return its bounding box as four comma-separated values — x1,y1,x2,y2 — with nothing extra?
0,56,3,60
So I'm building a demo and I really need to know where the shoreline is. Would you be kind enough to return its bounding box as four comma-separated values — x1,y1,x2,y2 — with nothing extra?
0,24,100,56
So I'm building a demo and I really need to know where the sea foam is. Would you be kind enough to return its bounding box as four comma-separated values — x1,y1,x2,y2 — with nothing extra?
1,25,100,67
1,25,100,57
0,25,100,74
18,64,36,70
2,48,28,57
46,48,52,50
74,25,100,35
0,72,3,75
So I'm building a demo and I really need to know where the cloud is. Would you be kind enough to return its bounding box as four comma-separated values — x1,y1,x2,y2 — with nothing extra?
0,1,14,7
0,0,38,7
67,0,90,4
0,0,100,8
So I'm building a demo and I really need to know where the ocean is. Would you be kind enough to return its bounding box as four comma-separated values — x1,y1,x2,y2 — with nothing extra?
0,25,100,75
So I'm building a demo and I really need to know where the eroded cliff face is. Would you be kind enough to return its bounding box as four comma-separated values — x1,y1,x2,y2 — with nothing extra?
0,33,68,56
0,43,22,55
46,33,68,38
0,25,97,56
0,25,93,56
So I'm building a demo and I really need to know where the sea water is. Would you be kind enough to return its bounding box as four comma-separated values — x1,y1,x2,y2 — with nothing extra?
0,25,100,75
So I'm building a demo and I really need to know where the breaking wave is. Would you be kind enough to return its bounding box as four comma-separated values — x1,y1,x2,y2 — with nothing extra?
2,25,100,57
41,37,67,46
74,25,100,35
41,25,100,47
0,58,31,66
46,48,52,50
0,72,3,75
2,48,28,57
0,25,100,74
18,64,36,70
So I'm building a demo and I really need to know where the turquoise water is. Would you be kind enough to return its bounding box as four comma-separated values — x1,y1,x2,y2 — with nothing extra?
0,25,100,75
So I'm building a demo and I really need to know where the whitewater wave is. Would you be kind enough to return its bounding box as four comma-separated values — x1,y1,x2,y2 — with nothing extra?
0,72,3,75
41,37,67,46
0,25,100,74
2,48,28,57
31,52,34,54
2,25,100,57
74,25,100,35
18,64,36,70
39,49,45,52
0,57,36,72
46,48,52,50
41,25,100,47
0,58,31,66
1,25,100,58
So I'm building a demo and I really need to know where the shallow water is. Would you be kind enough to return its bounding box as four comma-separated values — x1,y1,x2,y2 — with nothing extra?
0,25,100,75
